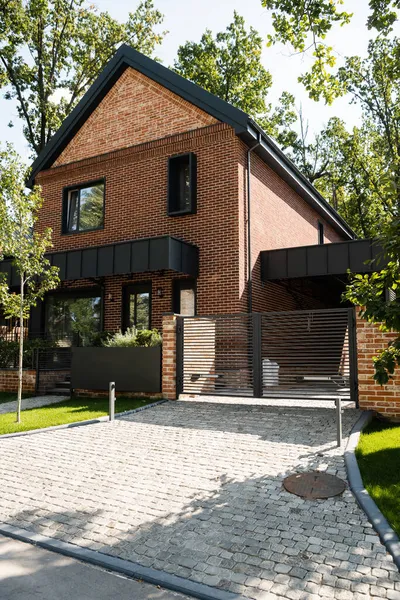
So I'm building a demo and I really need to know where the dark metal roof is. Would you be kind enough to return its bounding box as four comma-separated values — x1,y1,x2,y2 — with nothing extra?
27,44,355,240
261,239,385,281
0,236,198,285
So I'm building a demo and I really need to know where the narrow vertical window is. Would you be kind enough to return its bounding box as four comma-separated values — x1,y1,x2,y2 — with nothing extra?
173,280,196,316
168,153,197,215
318,221,324,245
123,284,151,330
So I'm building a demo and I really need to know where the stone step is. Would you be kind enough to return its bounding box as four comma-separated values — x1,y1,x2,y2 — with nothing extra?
47,388,71,396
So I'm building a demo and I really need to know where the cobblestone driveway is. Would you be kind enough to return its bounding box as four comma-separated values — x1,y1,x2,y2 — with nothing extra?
0,398,398,600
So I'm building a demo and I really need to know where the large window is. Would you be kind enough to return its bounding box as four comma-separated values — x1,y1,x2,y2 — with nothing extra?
63,180,105,234
167,153,197,216
173,280,196,316
123,284,151,330
45,292,102,346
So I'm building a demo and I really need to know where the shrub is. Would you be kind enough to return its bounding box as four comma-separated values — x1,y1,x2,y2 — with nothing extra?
103,328,162,348
0,338,56,369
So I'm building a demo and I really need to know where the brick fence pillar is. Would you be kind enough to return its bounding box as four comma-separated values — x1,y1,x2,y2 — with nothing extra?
356,308,400,418
162,313,178,400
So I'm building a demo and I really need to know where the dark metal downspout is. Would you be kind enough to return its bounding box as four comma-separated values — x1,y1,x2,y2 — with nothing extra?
247,134,261,314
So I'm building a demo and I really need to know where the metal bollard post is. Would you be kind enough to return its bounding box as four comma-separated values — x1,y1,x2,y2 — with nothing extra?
336,396,342,447
109,381,115,422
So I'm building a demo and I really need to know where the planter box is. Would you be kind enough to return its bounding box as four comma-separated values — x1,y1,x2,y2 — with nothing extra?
71,347,162,393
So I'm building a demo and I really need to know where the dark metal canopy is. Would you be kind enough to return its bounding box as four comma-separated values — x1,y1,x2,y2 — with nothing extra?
0,236,198,286
261,239,384,282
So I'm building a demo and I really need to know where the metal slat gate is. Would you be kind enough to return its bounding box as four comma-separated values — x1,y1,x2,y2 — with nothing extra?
176,308,358,403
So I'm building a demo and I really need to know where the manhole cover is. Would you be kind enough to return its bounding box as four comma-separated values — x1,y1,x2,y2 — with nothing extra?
283,471,346,499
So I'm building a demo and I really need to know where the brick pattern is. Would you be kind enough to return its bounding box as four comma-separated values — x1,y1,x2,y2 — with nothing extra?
0,369,71,395
37,123,242,320
238,143,345,313
36,63,348,334
162,314,177,400
0,370,36,394
54,67,217,166
357,310,400,418
0,398,398,599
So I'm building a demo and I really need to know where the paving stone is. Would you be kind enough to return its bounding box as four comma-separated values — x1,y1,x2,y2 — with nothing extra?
0,397,395,600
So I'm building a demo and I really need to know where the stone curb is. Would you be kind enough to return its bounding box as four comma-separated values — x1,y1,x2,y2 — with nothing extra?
344,410,400,570
0,523,243,600
0,400,167,440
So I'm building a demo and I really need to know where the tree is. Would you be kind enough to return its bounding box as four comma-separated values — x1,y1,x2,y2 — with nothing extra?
0,0,166,156
260,0,399,103
174,12,297,149
344,217,400,385
287,37,400,238
0,145,59,423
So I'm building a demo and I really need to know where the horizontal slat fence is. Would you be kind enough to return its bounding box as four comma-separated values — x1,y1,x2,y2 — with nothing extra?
177,308,357,402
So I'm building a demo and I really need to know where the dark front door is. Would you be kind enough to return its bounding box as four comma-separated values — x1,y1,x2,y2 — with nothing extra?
123,283,151,331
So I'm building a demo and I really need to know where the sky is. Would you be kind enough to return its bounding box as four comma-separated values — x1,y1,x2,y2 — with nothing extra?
0,0,379,162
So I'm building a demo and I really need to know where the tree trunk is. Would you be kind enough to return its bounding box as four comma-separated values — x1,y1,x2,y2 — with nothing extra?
16,279,24,424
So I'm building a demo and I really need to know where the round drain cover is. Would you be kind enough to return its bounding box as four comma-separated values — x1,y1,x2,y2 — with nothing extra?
283,471,346,499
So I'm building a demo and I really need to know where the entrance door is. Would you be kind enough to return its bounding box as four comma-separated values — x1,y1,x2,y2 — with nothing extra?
123,283,151,330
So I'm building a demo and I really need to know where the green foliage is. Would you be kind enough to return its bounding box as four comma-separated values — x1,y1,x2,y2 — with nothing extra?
261,0,352,103
261,1,400,103
104,327,162,348
289,38,400,238
174,12,297,149
135,328,162,347
0,144,60,420
0,145,60,322
344,217,400,384
0,0,166,155
0,396,156,435
356,418,400,535
0,337,55,368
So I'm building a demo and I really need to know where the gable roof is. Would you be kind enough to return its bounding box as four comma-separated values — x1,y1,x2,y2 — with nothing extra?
28,44,355,240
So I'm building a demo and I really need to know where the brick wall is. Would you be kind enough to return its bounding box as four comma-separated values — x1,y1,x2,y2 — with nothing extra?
54,67,217,166
238,142,346,313
357,311,400,418
35,63,349,329
38,123,242,318
162,314,177,400
0,370,36,394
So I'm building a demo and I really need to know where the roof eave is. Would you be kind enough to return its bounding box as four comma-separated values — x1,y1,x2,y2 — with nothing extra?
240,120,356,241
27,44,249,187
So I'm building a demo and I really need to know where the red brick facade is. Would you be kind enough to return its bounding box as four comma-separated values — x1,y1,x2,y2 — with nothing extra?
35,65,347,332
356,311,400,419
0,370,36,394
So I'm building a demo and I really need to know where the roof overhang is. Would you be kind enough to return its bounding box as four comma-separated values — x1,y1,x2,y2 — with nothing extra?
261,239,385,282
27,45,355,242
27,44,248,188
241,122,355,240
0,236,198,286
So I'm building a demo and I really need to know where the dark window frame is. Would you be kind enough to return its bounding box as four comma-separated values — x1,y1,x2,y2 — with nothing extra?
44,287,104,343
172,279,197,315
122,282,152,331
318,221,325,245
167,153,197,216
62,178,106,235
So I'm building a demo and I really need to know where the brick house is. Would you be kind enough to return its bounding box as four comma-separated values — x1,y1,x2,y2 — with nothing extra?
1,44,399,416
14,43,356,342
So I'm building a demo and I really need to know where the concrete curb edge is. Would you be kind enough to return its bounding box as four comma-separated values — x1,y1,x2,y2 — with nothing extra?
344,410,400,570
0,523,243,600
0,399,168,440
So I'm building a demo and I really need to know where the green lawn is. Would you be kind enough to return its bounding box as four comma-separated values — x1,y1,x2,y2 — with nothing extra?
0,396,158,435
0,392,31,405
356,418,400,537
